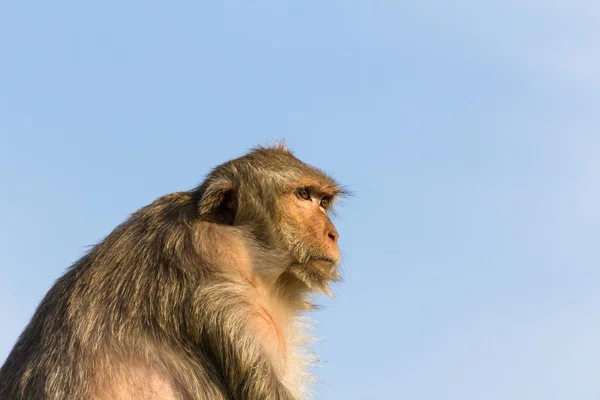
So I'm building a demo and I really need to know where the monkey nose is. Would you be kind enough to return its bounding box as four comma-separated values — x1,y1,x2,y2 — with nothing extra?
327,228,339,243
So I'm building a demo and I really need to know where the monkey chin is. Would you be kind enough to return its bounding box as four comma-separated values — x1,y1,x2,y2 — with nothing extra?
288,257,340,299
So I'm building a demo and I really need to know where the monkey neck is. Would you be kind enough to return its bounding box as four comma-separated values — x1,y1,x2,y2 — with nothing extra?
196,222,315,374
205,224,312,311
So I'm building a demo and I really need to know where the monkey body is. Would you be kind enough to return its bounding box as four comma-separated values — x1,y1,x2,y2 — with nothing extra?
0,145,343,400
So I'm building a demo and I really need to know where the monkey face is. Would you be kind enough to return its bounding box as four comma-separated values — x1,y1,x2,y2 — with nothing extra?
197,145,344,295
277,182,342,294
287,185,340,264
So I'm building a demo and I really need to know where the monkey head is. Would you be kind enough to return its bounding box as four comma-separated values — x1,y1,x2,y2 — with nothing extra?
197,143,344,296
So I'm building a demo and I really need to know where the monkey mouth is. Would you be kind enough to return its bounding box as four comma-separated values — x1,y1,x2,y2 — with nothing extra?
309,256,338,265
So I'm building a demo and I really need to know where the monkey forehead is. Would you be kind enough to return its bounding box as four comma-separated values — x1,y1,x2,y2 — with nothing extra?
210,144,344,195
251,160,342,197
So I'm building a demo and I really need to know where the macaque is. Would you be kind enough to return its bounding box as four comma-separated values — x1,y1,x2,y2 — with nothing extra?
0,143,345,400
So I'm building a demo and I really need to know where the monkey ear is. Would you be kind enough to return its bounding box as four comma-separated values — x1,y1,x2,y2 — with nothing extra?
198,179,238,225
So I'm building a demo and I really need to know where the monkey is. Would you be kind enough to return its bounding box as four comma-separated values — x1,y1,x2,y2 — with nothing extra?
0,143,345,400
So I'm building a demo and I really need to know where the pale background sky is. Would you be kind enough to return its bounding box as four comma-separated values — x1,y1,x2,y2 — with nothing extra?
1,1,599,399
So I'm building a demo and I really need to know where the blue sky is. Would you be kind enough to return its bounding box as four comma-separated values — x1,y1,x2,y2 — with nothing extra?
1,1,599,399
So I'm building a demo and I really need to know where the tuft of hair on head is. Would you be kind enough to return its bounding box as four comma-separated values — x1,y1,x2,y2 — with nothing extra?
251,139,292,153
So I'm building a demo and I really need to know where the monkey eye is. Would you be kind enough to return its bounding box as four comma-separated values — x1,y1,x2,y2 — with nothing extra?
297,187,311,200
319,197,331,210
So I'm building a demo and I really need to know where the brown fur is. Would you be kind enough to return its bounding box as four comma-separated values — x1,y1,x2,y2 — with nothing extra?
0,144,344,400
